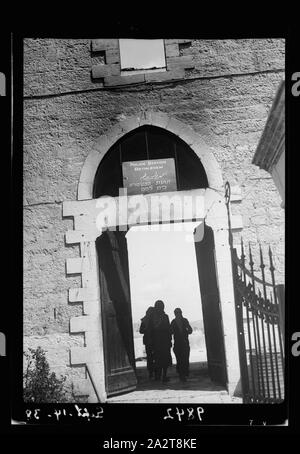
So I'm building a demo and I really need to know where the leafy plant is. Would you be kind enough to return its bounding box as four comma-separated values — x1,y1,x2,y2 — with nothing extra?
23,346,67,403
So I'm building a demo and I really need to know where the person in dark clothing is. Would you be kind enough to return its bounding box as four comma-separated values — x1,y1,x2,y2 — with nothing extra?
139,306,155,379
171,308,193,382
150,300,172,382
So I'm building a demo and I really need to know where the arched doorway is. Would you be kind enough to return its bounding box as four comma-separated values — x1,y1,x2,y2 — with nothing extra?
93,126,227,397
63,112,241,403
93,125,208,198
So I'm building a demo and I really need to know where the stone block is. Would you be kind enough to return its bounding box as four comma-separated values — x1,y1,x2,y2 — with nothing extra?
63,199,94,218
78,182,93,201
250,215,267,225
92,63,121,79
231,215,244,230
119,117,140,133
178,127,200,146
164,43,180,57
91,134,110,155
73,378,92,396
165,117,187,136
79,150,101,184
165,39,192,45
144,69,185,83
166,55,195,70
66,257,83,275
74,215,98,233
70,315,99,333
71,346,88,365
83,300,101,315
105,48,120,65
65,230,96,244
104,73,145,86
91,39,119,52
214,244,232,262
69,287,99,303
80,240,97,258
148,112,170,129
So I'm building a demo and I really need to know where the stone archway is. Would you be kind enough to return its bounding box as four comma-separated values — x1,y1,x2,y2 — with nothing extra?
63,111,243,402
77,111,223,201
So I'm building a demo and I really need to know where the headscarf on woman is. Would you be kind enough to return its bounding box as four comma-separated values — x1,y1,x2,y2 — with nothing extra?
150,300,172,382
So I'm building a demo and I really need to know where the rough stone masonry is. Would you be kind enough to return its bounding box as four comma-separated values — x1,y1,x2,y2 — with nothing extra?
23,38,285,401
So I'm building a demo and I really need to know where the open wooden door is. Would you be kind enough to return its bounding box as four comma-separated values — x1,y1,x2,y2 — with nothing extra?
194,223,227,386
96,230,137,397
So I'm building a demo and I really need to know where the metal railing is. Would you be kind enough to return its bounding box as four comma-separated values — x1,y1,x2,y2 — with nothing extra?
225,182,285,403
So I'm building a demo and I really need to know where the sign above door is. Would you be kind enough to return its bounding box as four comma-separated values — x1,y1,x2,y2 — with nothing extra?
122,158,177,195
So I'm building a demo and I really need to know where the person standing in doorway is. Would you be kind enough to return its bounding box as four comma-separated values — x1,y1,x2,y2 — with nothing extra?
150,300,172,382
171,308,193,382
139,306,155,379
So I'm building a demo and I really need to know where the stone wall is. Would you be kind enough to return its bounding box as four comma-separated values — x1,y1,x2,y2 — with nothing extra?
23,38,285,400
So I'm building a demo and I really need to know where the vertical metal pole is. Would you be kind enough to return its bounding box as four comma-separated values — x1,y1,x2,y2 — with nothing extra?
260,246,276,400
145,129,150,160
174,142,180,191
275,284,285,398
269,248,285,363
232,256,250,402
276,284,285,344
270,293,281,400
119,143,122,165
245,303,256,398
248,244,262,400
254,308,265,400
265,312,277,400
119,143,124,196
259,289,270,400
241,239,256,399
225,182,250,402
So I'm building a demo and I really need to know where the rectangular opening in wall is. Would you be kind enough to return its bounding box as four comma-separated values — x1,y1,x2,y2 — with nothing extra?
119,39,166,75
126,224,208,381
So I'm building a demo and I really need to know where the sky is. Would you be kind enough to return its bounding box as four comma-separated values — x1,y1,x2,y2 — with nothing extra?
126,221,203,325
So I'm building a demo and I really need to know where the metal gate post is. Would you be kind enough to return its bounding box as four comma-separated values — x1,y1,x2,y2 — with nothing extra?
225,182,250,402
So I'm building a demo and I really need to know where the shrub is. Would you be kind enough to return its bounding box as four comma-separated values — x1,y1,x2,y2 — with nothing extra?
23,346,67,403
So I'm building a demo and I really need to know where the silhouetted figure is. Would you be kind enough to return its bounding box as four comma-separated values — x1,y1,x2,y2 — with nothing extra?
171,308,193,382
139,307,155,379
150,300,172,382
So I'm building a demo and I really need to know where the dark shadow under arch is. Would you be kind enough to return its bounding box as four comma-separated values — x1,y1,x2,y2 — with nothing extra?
96,222,228,397
93,127,227,397
93,125,209,198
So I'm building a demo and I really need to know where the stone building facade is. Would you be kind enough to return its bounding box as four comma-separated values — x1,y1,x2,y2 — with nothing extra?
23,38,285,402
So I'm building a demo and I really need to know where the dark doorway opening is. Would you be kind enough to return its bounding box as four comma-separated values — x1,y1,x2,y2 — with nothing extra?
94,126,227,401
96,230,136,397
96,223,228,399
93,125,208,198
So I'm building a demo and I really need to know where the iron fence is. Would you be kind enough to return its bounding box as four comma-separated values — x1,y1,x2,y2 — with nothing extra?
225,182,285,403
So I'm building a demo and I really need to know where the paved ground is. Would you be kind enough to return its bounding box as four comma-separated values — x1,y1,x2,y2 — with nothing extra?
108,361,242,404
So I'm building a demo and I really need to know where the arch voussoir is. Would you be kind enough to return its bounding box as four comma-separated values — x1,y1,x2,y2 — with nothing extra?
78,111,224,200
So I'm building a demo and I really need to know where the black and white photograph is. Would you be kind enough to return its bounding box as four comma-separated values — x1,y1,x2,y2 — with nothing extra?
21,36,286,407
5,28,300,444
